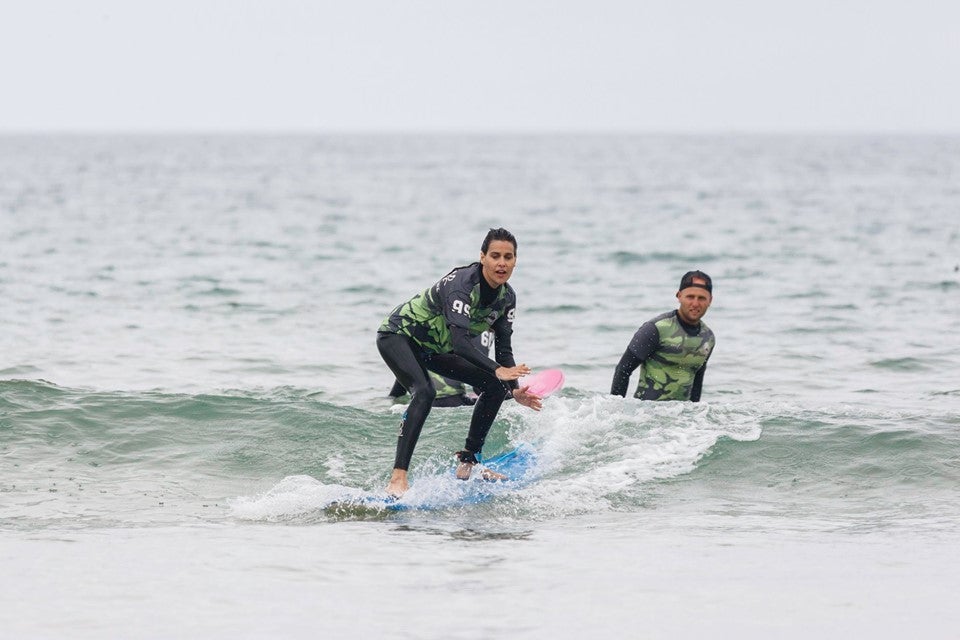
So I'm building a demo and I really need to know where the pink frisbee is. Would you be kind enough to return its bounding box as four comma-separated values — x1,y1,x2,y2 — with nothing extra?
521,369,565,398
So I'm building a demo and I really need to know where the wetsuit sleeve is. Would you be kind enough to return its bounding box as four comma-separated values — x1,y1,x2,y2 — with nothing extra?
492,310,519,391
611,350,641,396
491,311,516,367
689,341,712,402
450,324,501,373
689,365,706,402
610,321,660,396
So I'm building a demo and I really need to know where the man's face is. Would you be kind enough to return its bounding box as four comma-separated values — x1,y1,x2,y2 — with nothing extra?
676,282,712,324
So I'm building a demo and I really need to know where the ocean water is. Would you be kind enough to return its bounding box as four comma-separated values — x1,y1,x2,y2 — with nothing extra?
2,134,959,638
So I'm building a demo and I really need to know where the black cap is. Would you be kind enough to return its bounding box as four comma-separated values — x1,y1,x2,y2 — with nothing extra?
679,270,712,293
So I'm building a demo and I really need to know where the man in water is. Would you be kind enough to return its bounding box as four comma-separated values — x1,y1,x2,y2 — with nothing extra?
610,270,716,402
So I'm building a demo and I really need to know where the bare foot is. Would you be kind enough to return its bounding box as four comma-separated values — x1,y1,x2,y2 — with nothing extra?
480,468,507,482
455,451,478,480
456,462,508,482
386,469,408,497
455,461,474,480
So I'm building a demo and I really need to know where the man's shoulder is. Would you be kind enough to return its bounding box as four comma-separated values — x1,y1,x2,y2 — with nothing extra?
649,310,678,326
630,311,674,339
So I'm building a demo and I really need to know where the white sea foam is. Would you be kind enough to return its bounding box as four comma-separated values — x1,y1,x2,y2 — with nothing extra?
500,395,763,513
229,475,368,520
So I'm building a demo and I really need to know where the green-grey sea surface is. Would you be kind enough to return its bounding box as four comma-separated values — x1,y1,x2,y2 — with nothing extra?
2,134,959,638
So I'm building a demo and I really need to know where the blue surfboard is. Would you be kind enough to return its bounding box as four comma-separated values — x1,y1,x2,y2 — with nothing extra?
325,444,539,513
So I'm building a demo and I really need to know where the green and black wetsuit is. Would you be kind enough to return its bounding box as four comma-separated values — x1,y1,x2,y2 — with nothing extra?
389,374,475,407
377,263,518,470
389,331,494,407
610,310,715,401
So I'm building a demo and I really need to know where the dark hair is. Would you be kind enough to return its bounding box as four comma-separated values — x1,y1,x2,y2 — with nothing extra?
481,227,517,253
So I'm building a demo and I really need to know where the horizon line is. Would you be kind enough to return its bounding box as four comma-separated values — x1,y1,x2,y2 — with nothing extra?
2,127,959,137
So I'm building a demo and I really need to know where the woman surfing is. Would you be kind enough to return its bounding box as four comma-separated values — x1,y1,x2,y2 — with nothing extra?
376,228,541,496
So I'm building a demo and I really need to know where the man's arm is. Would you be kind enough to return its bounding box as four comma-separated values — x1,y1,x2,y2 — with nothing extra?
689,365,707,402
610,321,660,397
611,350,642,396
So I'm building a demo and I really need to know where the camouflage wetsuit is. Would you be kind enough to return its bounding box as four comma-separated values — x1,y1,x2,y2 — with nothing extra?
377,263,518,470
610,310,715,401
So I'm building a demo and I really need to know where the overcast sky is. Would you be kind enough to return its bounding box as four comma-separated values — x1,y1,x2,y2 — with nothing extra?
2,0,958,133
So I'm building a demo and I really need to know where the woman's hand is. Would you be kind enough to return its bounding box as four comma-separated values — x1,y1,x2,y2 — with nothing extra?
495,364,531,381
512,385,542,411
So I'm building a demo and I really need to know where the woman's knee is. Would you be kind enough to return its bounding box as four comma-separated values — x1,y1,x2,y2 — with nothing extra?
410,381,437,404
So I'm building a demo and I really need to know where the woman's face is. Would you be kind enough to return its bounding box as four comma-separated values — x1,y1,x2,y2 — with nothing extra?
480,240,517,287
